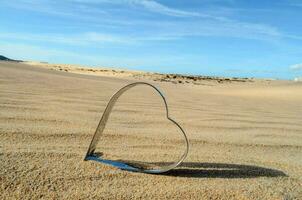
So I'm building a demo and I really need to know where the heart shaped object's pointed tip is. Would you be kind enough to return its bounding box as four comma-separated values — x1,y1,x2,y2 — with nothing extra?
84,82,189,174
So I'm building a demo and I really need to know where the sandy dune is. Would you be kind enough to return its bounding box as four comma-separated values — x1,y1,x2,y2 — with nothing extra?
1,61,302,199
23,61,256,85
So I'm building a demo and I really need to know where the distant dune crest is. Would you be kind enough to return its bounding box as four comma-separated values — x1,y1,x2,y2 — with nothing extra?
294,77,302,82
0,55,22,62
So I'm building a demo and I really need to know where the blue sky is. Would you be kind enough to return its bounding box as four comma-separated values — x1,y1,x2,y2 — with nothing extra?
1,0,302,79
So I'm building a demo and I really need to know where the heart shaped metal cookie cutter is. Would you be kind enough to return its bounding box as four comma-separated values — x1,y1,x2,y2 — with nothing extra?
84,82,189,173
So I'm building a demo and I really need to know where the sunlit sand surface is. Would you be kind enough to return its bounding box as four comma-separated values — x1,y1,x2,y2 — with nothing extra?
1,61,302,199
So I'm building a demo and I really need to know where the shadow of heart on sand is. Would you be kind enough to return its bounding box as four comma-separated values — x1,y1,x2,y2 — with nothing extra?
161,162,287,179
87,157,287,179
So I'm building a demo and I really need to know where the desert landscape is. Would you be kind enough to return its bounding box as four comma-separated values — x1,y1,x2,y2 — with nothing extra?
1,60,302,199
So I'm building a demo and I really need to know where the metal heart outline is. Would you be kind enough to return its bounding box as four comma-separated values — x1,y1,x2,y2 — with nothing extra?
84,82,189,174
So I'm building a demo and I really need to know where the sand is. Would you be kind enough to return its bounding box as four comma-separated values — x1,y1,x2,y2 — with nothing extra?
0,61,302,199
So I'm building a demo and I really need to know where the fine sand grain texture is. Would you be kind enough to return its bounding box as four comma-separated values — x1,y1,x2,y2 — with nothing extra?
0,61,302,199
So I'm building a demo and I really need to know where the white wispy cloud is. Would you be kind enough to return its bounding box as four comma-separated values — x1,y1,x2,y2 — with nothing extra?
0,32,132,45
0,42,99,62
72,0,229,20
128,0,201,17
0,41,200,68
1,0,298,44
1,0,229,20
0,18,281,47
289,63,302,71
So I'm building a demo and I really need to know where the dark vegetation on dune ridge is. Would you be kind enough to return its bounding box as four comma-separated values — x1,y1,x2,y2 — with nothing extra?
133,72,255,84
0,55,23,62
0,54,255,84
